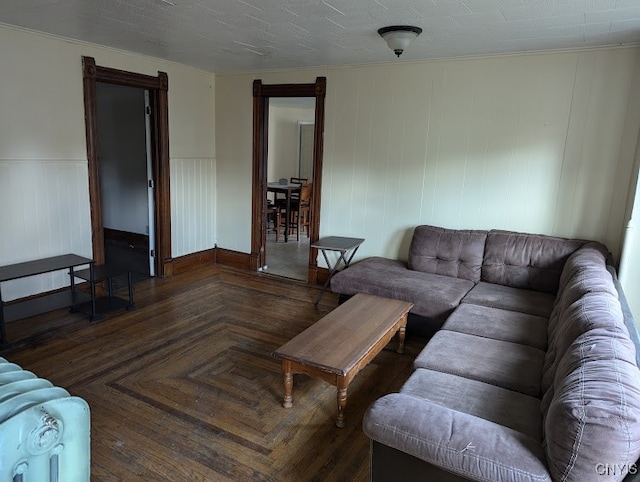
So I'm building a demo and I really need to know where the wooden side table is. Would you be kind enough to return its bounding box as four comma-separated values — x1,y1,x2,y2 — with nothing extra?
311,236,364,306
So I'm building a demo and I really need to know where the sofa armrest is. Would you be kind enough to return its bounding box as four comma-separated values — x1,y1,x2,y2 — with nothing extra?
608,265,640,367
363,394,550,482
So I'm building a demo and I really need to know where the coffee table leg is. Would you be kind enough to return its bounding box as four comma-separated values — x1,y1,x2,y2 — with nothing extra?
282,360,293,408
397,325,406,354
336,377,347,428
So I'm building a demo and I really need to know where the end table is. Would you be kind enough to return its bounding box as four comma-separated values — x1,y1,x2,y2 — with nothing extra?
311,236,364,306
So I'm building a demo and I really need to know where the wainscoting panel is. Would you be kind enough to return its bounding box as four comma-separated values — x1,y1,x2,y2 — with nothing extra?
0,159,92,301
170,158,216,258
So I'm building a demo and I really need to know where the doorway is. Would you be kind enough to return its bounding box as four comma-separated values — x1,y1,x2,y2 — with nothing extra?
251,78,327,284
264,98,315,280
96,83,154,278
82,56,172,277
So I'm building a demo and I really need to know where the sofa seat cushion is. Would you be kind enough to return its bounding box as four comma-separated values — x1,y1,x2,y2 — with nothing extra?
329,257,474,320
442,303,548,351
363,393,551,482
461,282,555,317
414,331,545,397
408,225,487,282
401,368,542,441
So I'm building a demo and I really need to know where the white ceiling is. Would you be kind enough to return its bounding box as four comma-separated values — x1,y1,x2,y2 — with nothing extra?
1,0,639,74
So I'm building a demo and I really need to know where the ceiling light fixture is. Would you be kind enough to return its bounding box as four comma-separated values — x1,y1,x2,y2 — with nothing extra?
378,25,422,58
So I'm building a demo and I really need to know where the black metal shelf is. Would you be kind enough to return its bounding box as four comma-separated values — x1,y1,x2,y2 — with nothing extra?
0,254,92,282
75,296,132,319
4,291,92,323
0,254,95,347
73,264,135,320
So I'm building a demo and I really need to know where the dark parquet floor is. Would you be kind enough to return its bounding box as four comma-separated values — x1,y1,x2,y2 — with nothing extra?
2,264,424,481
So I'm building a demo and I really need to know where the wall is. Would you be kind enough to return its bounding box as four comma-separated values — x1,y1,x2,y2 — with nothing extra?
619,51,640,321
97,83,148,235
267,103,315,183
2,22,637,307
215,48,640,268
620,166,640,321
299,123,314,181
215,70,324,253
0,25,215,300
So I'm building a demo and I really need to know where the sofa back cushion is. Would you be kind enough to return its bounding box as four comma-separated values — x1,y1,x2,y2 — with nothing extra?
543,329,640,482
542,290,627,399
408,225,487,282
542,244,618,395
540,243,640,480
556,242,612,296
481,230,585,294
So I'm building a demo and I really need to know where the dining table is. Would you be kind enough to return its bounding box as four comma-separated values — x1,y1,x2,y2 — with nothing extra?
267,182,302,242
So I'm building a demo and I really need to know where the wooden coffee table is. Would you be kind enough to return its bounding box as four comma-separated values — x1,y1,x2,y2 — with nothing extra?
272,293,413,428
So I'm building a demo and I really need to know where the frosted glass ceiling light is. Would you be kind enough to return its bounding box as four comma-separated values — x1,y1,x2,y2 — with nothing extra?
378,26,422,58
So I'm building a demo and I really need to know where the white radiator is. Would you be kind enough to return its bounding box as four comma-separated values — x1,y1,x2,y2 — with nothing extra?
0,357,90,482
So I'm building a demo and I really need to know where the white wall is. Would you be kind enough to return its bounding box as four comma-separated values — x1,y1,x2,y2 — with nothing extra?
0,25,216,300
215,48,640,267
214,74,254,251
216,71,324,253
2,22,639,308
267,104,315,183
620,170,640,322
619,51,640,322
299,123,315,181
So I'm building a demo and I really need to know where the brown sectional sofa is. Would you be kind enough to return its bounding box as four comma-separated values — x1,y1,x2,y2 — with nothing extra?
329,225,640,482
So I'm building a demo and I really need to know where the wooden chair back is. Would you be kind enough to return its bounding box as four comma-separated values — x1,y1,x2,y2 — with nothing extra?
299,182,312,205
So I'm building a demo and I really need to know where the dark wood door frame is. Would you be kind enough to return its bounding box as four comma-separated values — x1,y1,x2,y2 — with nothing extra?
82,56,172,277
251,77,327,283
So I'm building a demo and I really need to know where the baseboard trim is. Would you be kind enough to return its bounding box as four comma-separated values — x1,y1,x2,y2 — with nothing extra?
211,247,329,285
161,258,174,277
215,248,252,270
315,267,331,286
104,228,149,250
308,265,330,285
172,249,216,275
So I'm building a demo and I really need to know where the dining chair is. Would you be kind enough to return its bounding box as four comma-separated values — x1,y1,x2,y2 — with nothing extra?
279,182,312,241
275,177,309,206
265,201,281,242
297,183,312,238
288,177,308,202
